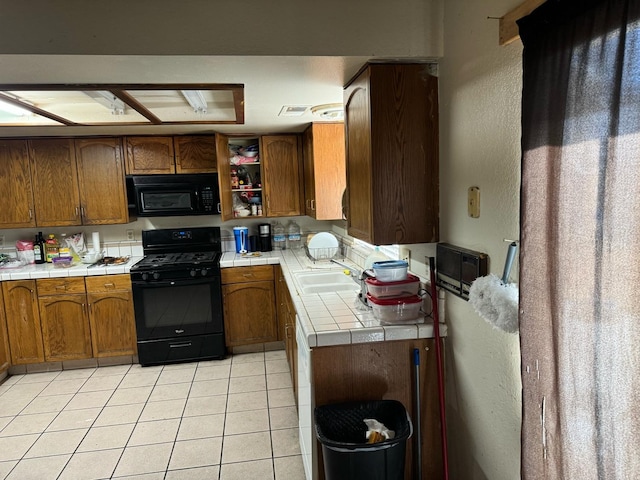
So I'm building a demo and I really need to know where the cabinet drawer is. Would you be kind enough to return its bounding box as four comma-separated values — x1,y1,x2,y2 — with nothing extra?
221,265,274,284
85,274,132,292
37,277,86,295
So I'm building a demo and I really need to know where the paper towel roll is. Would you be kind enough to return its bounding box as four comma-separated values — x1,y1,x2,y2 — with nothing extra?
91,232,100,253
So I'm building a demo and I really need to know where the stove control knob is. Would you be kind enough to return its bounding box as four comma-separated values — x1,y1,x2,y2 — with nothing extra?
141,273,149,281
201,268,208,277
190,269,198,277
153,272,161,280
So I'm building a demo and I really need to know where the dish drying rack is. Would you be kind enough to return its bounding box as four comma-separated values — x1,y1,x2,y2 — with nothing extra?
304,243,345,263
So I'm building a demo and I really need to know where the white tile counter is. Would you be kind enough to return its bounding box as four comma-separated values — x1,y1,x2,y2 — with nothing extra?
0,256,144,281
219,249,447,348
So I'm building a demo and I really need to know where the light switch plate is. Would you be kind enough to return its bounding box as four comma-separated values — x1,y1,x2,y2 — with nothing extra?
126,229,135,241
468,186,480,218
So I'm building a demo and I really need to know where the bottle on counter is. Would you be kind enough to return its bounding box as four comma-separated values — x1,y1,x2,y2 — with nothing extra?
45,234,60,263
286,220,302,250
33,232,45,264
272,221,286,250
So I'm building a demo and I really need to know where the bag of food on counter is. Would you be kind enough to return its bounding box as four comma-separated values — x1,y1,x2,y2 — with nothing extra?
65,232,88,258
16,240,35,264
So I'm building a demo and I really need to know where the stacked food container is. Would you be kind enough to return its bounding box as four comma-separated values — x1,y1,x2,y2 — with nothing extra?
365,260,423,324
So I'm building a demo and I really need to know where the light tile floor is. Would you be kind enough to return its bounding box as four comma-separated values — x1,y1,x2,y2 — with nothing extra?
0,351,305,480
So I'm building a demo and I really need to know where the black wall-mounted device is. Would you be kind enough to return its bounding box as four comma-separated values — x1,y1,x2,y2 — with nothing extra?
436,243,488,300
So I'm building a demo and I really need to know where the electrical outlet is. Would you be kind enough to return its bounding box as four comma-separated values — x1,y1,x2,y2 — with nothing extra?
0,235,4,248
399,246,411,264
126,229,135,241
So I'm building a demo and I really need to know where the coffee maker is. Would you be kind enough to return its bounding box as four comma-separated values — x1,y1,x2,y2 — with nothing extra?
259,224,272,252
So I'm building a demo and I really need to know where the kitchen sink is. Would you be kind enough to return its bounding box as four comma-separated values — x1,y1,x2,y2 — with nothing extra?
292,270,360,295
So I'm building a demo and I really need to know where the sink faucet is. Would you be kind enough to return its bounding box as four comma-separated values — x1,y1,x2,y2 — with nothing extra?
330,259,373,306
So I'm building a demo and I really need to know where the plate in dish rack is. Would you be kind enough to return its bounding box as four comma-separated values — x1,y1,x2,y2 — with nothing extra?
307,232,339,259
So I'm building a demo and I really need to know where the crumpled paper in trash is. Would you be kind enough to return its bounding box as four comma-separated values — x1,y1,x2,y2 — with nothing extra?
364,418,395,444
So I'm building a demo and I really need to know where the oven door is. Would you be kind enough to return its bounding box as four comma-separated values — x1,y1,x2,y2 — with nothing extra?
132,276,223,340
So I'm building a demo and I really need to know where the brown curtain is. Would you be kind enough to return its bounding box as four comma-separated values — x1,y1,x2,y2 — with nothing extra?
518,1,640,479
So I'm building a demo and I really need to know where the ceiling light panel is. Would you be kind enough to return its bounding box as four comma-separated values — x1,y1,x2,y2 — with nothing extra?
9,90,149,124
130,89,237,122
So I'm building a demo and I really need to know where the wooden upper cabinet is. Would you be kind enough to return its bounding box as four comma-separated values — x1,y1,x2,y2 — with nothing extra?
302,123,346,220
214,133,234,221
261,135,303,217
344,63,440,245
2,280,45,365
75,138,129,225
174,136,217,174
0,139,36,229
124,136,175,174
29,138,81,227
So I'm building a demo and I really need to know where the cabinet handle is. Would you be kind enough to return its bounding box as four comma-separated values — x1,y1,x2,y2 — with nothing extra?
310,199,315,211
103,283,115,288
55,285,66,290
75,206,79,217
28,209,33,219
242,273,254,278
81,206,85,218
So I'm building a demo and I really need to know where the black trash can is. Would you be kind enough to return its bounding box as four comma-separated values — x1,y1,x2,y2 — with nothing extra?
314,399,413,480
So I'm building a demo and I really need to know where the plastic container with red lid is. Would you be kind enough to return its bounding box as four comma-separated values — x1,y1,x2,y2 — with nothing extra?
366,293,423,324
365,273,420,299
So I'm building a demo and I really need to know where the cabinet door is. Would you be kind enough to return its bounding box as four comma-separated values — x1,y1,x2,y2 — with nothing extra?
124,136,175,174
303,123,346,220
261,135,303,217
344,71,374,243
0,284,11,373
222,281,277,347
87,290,136,357
38,293,92,361
174,136,217,174
75,137,129,225
0,140,36,228
2,281,44,365
215,133,234,221
29,138,81,227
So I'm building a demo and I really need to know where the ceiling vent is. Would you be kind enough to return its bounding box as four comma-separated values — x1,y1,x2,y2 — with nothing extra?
278,105,309,117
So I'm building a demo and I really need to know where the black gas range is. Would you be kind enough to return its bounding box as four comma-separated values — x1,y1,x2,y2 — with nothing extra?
130,227,225,366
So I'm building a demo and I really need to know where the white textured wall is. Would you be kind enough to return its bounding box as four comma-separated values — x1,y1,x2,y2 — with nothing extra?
440,1,523,479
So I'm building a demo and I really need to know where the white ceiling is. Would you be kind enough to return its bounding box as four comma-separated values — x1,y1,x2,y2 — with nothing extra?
0,55,377,137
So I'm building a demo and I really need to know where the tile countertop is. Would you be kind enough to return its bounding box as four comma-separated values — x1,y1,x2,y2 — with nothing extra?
0,256,144,281
219,249,447,349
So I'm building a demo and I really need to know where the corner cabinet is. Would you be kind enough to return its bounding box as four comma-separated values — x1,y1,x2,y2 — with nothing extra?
302,123,346,220
221,266,278,347
344,63,439,245
215,133,303,221
0,140,36,229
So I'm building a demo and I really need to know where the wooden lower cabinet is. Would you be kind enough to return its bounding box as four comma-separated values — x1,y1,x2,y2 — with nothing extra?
312,338,444,480
2,280,44,365
0,286,11,373
37,278,92,361
86,275,137,357
275,266,297,399
221,266,278,347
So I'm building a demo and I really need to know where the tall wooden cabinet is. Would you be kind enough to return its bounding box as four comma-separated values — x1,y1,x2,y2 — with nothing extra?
85,275,137,358
221,266,278,347
2,280,45,365
0,140,36,229
344,63,439,245
37,278,92,362
302,123,346,220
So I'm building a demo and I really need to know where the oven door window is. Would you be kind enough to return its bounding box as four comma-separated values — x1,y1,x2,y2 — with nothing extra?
133,279,223,339
139,190,195,215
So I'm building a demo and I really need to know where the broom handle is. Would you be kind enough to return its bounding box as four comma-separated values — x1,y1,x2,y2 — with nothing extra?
429,256,449,480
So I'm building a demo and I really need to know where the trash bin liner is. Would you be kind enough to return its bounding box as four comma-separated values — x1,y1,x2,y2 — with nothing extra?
314,400,413,480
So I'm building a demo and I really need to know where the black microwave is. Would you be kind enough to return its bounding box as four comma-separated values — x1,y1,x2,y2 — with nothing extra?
127,174,221,217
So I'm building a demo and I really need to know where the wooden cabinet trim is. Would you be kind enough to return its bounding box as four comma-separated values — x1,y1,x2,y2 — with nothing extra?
221,265,274,284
